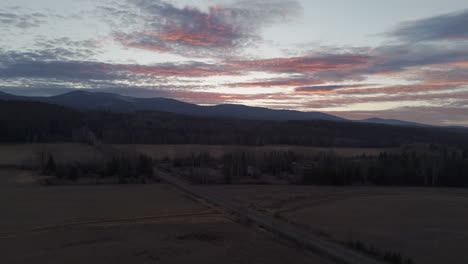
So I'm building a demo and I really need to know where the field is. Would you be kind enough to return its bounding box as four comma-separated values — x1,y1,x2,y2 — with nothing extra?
0,168,330,264
115,144,399,160
0,143,103,167
0,143,397,167
2,143,467,263
204,185,468,264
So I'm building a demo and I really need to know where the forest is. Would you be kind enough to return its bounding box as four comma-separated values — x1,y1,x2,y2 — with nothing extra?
167,148,468,187
2,100,468,148
2,99,468,188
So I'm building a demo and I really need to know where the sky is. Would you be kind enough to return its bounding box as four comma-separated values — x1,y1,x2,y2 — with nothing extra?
1,0,468,126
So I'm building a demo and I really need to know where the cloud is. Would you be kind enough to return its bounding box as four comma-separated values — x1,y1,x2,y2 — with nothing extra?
418,68,468,85
158,90,287,105
0,50,240,81
3,6,468,127
115,0,300,56
34,37,100,59
339,84,458,95
388,9,468,42
0,51,119,80
300,42,468,84
369,42,468,74
116,61,239,77
0,60,118,80
304,90,468,109
0,10,47,29
295,84,374,94
231,54,371,74
227,77,322,87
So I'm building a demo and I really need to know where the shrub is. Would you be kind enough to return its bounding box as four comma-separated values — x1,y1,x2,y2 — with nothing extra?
42,155,56,175
40,153,155,183
346,239,414,264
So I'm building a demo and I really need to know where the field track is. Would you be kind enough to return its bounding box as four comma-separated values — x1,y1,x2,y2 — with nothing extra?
156,168,384,264
0,211,219,239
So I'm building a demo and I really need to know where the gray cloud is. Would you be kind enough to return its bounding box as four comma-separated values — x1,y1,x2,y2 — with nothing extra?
312,41,468,82
0,51,119,80
34,37,100,59
0,49,241,84
113,0,300,56
388,9,468,42
370,42,468,72
295,85,345,92
294,84,375,93
0,9,47,29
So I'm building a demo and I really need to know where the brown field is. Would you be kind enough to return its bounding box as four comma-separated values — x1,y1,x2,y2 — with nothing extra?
204,185,468,264
114,144,399,160
0,168,330,264
0,143,396,168
3,143,461,264
0,143,103,167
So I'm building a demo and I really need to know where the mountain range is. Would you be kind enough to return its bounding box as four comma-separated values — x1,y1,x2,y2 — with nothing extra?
0,90,344,121
0,90,466,131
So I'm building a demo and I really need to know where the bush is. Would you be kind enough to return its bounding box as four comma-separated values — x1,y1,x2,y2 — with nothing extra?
346,240,414,264
42,155,56,175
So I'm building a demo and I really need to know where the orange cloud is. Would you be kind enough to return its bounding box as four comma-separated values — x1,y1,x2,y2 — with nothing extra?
227,78,323,87
236,54,370,74
295,84,377,94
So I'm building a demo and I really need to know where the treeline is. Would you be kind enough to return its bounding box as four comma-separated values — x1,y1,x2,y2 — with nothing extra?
2,100,468,148
300,151,468,187
40,153,156,184
168,149,468,187
167,150,298,184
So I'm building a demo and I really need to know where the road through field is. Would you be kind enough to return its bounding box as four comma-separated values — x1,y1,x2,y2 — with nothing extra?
157,169,384,264
0,168,332,264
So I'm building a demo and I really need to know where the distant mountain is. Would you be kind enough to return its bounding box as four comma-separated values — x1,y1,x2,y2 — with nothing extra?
0,91,24,100
0,90,467,131
0,90,344,121
358,118,432,127
358,117,468,132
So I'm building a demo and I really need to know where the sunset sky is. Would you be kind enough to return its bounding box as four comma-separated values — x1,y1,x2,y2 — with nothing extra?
1,0,468,125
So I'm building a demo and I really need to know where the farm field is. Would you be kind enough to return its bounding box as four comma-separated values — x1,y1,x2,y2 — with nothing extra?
204,185,468,264
0,143,104,167
0,143,397,167
0,168,330,264
2,143,464,263
116,144,399,160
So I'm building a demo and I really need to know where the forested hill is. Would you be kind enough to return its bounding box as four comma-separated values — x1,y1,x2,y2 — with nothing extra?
0,90,344,121
1,100,468,148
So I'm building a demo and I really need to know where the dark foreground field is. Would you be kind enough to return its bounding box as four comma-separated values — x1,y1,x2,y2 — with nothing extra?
2,143,468,264
204,185,468,264
0,168,330,264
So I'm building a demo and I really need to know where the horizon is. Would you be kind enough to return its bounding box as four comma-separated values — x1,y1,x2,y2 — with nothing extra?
1,0,468,126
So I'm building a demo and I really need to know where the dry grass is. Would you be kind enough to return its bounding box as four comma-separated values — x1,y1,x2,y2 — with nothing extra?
0,168,331,264
0,143,103,168
206,185,468,264
0,143,396,168
115,144,398,160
